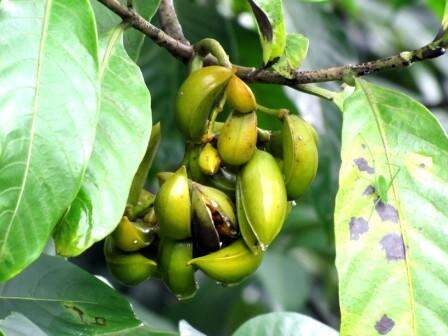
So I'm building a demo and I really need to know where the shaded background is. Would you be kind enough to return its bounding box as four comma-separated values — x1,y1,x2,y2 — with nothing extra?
74,0,448,334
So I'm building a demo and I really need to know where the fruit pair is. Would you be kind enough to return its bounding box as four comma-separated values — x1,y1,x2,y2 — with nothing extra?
176,66,257,142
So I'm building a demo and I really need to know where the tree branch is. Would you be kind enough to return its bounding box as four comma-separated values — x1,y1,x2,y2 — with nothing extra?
157,0,189,44
97,0,447,89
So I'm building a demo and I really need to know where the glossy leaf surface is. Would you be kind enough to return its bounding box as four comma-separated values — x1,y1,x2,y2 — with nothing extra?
54,25,152,256
0,0,99,280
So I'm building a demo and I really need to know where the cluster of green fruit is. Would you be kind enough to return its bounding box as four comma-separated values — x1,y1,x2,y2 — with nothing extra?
104,65,318,300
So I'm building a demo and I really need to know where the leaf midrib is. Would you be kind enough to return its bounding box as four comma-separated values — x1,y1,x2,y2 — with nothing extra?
0,0,54,265
358,79,417,335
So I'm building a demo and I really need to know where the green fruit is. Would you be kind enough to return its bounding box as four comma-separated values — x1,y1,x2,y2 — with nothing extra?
217,111,257,166
155,166,191,239
283,115,318,199
104,237,158,286
198,143,221,175
186,145,208,183
189,240,262,285
176,66,233,141
159,239,197,300
239,150,287,251
112,216,155,252
236,179,260,254
226,75,257,113
305,121,319,145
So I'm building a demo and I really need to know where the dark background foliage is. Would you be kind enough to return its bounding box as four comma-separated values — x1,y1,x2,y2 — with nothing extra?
73,1,447,334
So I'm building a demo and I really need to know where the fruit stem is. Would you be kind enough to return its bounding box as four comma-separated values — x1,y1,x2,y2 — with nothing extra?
296,84,337,101
256,104,289,119
128,123,162,206
189,54,203,73
194,38,231,68
257,128,271,143
202,91,227,143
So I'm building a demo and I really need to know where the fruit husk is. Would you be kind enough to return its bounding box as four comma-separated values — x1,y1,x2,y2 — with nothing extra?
159,239,197,300
198,143,221,175
104,237,158,286
226,75,257,113
282,115,318,199
112,216,156,252
217,111,257,166
154,166,191,239
239,150,287,250
176,66,233,141
189,240,263,285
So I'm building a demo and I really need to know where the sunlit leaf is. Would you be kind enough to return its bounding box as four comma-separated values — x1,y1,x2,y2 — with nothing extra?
0,0,99,281
233,312,338,336
248,0,286,63
335,79,448,335
54,25,152,256
91,0,161,61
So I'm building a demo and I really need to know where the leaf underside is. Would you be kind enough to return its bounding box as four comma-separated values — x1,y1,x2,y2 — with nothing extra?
335,79,448,335
0,255,141,335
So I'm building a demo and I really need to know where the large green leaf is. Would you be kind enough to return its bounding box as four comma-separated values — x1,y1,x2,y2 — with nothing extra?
233,312,338,336
0,0,99,281
256,252,310,311
335,79,448,335
0,255,141,335
0,313,46,336
91,0,161,61
53,24,152,256
248,0,286,63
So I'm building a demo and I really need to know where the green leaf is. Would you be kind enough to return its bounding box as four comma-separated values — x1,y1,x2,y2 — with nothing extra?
91,0,161,61
0,313,46,336
272,33,309,79
335,79,448,335
256,252,310,310
0,0,99,281
233,312,338,336
54,25,152,256
0,255,141,335
442,0,448,29
248,0,286,63
179,320,206,336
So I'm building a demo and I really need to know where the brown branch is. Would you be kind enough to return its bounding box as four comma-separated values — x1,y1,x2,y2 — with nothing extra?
157,0,189,44
97,0,447,88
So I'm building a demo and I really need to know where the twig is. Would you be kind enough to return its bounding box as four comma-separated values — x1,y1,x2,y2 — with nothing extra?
157,0,189,44
97,0,448,88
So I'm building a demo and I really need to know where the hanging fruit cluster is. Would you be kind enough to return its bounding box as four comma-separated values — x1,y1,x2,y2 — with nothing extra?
104,64,319,300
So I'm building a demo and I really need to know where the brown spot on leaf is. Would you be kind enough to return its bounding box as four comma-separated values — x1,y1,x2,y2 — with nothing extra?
363,185,376,196
380,234,406,260
375,200,399,223
375,314,395,334
349,217,369,240
353,157,375,174
63,303,107,326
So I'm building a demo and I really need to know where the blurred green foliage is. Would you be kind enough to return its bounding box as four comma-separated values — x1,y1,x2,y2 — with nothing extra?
74,0,447,334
